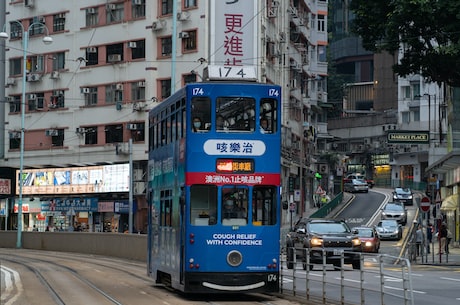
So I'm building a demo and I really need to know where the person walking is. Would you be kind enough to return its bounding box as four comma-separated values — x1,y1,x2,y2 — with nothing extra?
446,227,453,254
426,222,433,254
415,224,423,256
439,223,448,254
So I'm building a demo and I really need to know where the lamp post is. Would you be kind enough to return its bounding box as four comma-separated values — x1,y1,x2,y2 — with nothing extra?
0,21,52,248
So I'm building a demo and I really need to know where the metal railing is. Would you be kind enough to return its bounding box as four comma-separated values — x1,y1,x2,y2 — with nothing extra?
280,248,414,305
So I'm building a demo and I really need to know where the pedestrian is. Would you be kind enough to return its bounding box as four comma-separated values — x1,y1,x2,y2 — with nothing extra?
415,224,422,256
439,223,448,254
426,222,433,254
446,228,453,254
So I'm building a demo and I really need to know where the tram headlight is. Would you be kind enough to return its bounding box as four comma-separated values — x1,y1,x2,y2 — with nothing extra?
227,250,243,267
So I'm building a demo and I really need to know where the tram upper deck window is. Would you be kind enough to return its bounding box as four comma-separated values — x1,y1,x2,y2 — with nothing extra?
190,185,217,226
216,97,255,132
260,99,277,133
191,97,211,132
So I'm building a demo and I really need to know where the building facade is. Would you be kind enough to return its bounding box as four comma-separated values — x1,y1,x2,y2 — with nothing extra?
0,0,328,231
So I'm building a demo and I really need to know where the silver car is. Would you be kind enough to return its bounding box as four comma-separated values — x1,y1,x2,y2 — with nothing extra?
344,179,369,193
375,220,403,240
381,202,407,225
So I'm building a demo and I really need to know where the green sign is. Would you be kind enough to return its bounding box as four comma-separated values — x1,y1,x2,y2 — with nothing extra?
387,131,429,144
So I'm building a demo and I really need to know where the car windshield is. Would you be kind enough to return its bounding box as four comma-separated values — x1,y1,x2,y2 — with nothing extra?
308,222,350,234
395,188,411,194
384,204,403,211
356,228,373,237
379,220,398,227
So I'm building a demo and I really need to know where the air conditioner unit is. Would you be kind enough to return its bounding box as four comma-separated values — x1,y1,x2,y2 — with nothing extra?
267,7,277,18
151,20,165,31
50,71,60,79
318,164,329,174
116,142,129,155
133,0,143,5
108,54,122,62
27,74,41,82
81,87,90,94
288,6,298,17
128,41,137,48
76,127,85,134
133,169,144,181
178,32,189,39
137,81,145,87
107,4,116,10
127,123,138,130
87,47,97,53
116,83,123,91
28,94,37,100
45,129,59,137
86,8,96,14
177,11,190,21
24,0,34,7
133,102,146,111
6,78,16,86
317,92,323,100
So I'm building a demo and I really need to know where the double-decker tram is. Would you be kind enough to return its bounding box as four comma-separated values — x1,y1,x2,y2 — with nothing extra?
147,66,281,293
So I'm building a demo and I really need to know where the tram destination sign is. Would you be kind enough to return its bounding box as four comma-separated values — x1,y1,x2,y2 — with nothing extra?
387,131,429,144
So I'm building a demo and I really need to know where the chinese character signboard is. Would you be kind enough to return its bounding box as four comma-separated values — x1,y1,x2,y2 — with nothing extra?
210,0,256,66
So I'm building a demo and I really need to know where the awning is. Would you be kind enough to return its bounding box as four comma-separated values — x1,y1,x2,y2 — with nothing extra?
441,194,459,211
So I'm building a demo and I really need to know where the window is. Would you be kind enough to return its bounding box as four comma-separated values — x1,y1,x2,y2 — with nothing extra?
85,7,99,27
106,84,123,105
132,0,146,18
190,185,217,226
84,87,98,106
402,111,410,124
28,92,45,111
107,43,124,63
105,124,123,143
130,39,145,60
50,90,65,109
131,81,145,101
411,83,420,99
84,127,98,145
51,129,64,147
9,58,22,76
28,16,45,37
106,3,124,23
9,96,20,113
222,187,248,226
216,97,256,132
191,97,211,132
160,79,171,99
161,0,173,15
27,55,44,73
9,21,22,39
160,189,172,226
412,109,420,122
260,98,277,133
160,36,172,57
86,47,99,66
9,132,20,150
318,45,326,62
252,186,277,225
182,30,197,52
129,123,145,142
317,15,326,32
53,13,66,32
402,86,411,99
52,52,66,71
184,0,197,8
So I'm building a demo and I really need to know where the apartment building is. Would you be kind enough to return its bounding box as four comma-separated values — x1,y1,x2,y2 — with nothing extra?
0,0,328,231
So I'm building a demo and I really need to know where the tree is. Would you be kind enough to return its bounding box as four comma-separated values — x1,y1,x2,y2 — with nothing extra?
350,0,460,87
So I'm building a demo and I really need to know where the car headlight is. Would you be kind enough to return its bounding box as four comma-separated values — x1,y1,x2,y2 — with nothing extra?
408,195,413,199
352,238,361,246
365,241,373,247
310,237,323,247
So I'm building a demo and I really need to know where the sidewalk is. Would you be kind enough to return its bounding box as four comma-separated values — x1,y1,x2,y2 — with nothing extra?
414,238,460,266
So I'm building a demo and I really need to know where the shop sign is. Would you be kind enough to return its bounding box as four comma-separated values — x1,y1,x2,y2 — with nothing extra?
41,198,98,212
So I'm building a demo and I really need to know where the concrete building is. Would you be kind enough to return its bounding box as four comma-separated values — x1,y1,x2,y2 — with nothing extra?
0,0,328,231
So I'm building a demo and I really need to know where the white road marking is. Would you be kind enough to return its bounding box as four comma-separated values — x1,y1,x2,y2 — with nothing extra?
1,266,23,305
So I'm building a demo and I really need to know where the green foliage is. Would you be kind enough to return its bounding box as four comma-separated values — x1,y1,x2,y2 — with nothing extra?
350,0,460,86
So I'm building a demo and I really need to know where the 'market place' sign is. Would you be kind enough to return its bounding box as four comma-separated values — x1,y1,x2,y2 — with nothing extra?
387,131,430,144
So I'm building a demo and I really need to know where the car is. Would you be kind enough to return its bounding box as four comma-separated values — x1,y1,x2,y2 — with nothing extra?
375,219,403,240
352,226,380,253
286,218,362,270
345,173,375,188
381,202,407,225
393,187,414,205
344,178,369,193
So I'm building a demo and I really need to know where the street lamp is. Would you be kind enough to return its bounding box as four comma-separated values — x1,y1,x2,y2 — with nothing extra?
0,21,52,248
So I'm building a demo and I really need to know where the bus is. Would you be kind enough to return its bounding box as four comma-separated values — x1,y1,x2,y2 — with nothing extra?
147,66,281,293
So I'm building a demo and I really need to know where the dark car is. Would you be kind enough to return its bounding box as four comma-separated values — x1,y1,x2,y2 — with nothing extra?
392,187,414,205
352,226,380,253
381,202,407,225
343,179,369,193
286,218,362,270
375,219,403,240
